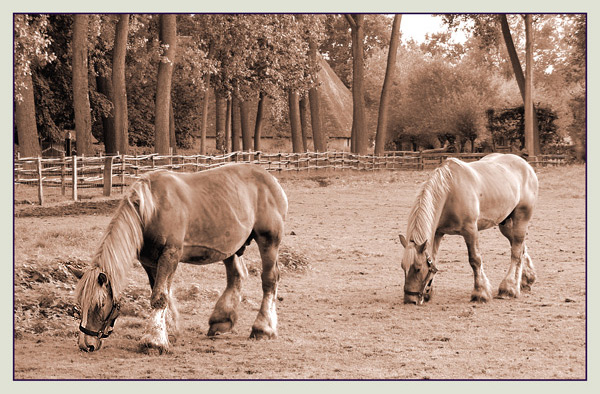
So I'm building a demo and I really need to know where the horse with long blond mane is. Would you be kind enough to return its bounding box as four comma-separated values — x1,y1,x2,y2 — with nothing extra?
399,153,538,304
75,163,288,353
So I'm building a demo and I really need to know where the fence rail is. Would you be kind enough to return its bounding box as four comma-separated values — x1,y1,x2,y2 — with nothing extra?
14,151,567,205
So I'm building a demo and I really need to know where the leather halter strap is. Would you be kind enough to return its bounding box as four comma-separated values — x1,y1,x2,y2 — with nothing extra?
404,253,438,299
79,302,121,339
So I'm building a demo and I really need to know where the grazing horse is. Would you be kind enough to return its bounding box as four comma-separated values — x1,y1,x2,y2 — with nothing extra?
399,153,538,304
75,163,288,353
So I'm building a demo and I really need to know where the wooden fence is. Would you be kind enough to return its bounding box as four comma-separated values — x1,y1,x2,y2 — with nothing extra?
14,151,567,205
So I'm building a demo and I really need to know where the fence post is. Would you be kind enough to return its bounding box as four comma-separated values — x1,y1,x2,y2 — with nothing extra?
60,152,66,196
72,155,78,201
37,156,44,206
121,154,126,193
103,156,114,197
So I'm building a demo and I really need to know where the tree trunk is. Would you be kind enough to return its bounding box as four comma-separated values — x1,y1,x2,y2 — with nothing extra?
96,73,116,154
72,14,93,156
288,90,304,153
240,99,252,151
254,92,266,152
231,96,241,152
299,95,309,151
113,13,129,155
374,14,402,155
169,101,176,154
215,92,227,152
308,40,326,152
225,98,231,153
154,14,177,155
524,15,540,157
15,72,41,157
500,14,540,156
200,84,210,154
346,14,368,154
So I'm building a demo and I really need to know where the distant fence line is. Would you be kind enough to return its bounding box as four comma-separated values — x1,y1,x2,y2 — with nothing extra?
14,151,567,205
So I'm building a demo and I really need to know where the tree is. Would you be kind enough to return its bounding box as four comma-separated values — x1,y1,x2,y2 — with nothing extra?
346,14,368,154
14,14,54,157
442,14,542,156
112,14,129,154
72,14,93,155
240,100,252,151
154,14,177,154
374,14,402,155
308,39,326,152
500,14,540,156
288,90,304,153
254,92,266,151
231,96,241,152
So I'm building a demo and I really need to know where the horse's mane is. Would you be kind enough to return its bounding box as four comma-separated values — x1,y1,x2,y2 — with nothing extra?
75,176,156,304
406,162,454,245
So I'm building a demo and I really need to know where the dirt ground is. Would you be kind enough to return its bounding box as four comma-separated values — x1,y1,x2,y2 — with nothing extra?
13,165,586,380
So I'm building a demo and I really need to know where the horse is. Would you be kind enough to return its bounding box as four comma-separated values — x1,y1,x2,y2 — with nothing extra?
398,153,538,305
74,163,288,353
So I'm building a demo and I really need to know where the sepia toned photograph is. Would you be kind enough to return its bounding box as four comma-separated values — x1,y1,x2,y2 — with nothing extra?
13,12,586,380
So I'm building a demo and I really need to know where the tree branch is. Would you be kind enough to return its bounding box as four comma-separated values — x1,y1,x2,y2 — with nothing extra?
345,14,356,29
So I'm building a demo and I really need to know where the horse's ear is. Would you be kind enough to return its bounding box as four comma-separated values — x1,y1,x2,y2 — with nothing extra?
399,234,408,248
416,240,428,254
67,266,84,279
97,272,108,286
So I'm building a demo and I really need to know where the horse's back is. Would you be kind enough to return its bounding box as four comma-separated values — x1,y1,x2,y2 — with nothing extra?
443,154,538,230
143,164,287,261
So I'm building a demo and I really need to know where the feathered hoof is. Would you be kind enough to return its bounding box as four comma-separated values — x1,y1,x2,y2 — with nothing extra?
497,280,520,299
520,274,536,291
496,287,519,299
249,327,277,340
470,288,492,303
139,335,170,355
207,320,234,337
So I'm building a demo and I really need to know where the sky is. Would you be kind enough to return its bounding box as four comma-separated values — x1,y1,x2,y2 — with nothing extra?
401,14,468,44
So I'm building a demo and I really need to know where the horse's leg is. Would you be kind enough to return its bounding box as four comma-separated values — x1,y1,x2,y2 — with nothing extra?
431,231,444,262
207,255,244,336
520,243,536,290
141,260,179,343
498,209,535,297
140,245,180,353
250,232,281,339
462,226,492,302
424,231,444,302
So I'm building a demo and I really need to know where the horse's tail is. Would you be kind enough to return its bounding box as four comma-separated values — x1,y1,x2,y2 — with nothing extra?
126,176,156,226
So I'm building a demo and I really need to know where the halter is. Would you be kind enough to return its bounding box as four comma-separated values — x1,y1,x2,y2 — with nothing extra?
404,252,438,302
78,301,121,339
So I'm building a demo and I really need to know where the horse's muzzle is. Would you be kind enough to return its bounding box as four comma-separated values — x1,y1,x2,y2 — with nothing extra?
78,333,103,352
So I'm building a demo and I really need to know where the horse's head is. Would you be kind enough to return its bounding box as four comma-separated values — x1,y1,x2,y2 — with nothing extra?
399,234,438,305
74,267,120,352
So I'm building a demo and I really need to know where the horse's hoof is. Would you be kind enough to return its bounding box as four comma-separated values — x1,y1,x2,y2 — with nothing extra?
138,338,169,355
207,320,233,337
470,289,492,303
520,283,532,291
470,294,490,303
249,327,277,340
496,288,519,299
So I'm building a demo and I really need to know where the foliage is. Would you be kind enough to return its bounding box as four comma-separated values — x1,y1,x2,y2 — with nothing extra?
486,105,560,152
320,14,393,88
14,14,56,100
14,13,585,156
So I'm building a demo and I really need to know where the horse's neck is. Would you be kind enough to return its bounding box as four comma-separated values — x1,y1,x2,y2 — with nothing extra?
408,170,451,246
93,202,143,297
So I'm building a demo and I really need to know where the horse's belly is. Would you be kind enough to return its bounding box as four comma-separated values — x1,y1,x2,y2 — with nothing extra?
181,245,228,265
